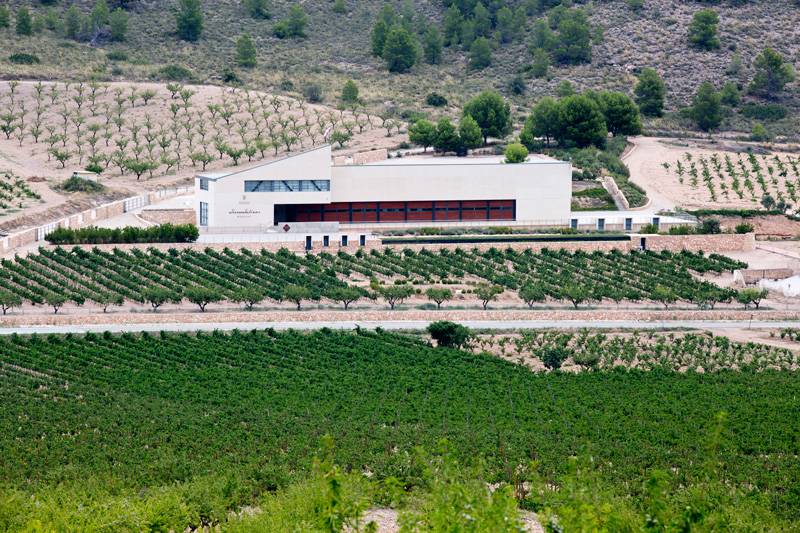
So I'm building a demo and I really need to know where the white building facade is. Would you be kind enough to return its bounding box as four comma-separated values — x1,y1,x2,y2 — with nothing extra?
195,145,572,231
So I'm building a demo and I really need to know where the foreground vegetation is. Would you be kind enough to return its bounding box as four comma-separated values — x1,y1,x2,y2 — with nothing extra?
0,247,745,312
0,329,798,531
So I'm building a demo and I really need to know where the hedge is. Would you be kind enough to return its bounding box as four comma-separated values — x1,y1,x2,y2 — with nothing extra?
45,224,199,244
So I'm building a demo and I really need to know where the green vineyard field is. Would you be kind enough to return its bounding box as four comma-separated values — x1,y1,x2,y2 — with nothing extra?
1,329,798,527
0,246,744,307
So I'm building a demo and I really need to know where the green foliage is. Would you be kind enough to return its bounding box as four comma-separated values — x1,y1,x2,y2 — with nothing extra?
425,92,447,107
184,285,222,312
458,114,482,152
531,47,550,78
374,283,414,309
426,320,471,348
541,346,569,370
691,81,723,132
735,222,754,234
719,81,740,107
651,284,677,309
243,0,271,19
55,175,105,193
235,33,257,68
423,26,443,64
45,224,199,244
740,103,787,121
432,117,460,154
176,0,204,41
325,286,363,310
0,290,22,315
504,142,528,163
330,129,352,149
596,91,642,136
468,36,492,70
736,287,768,309
749,47,795,98
556,94,608,148
688,8,720,50
0,6,10,29
15,6,33,36
462,91,512,145
231,286,266,310
634,67,665,117
521,96,560,148
303,83,323,103
408,119,437,152
750,122,770,142
157,63,195,81
425,287,453,309
519,282,546,308
549,7,592,64
383,25,417,73
474,282,503,310
109,7,129,41
283,284,312,310
341,79,359,103
8,53,40,65
332,0,347,14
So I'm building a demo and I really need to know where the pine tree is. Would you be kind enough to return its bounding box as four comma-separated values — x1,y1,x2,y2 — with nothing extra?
691,81,722,132
341,80,359,103
458,115,482,152
634,68,665,117
383,25,417,73
468,37,492,70
423,26,443,64
109,8,129,41
176,0,203,42
16,7,32,36
236,33,257,68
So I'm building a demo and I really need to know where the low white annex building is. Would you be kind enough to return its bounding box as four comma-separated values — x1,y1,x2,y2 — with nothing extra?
195,145,572,237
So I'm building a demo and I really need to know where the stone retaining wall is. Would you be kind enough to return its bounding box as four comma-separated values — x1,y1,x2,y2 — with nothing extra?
140,208,196,225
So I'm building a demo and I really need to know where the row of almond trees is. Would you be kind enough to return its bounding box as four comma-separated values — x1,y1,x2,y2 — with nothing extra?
0,81,392,180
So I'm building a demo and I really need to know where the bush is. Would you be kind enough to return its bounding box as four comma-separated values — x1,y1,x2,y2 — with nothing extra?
9,53,40,65
303,83,323,103
106,49,128,62
157,64,195,82
55,176,105,193
504,143,528,163
741,103,787,121
735,222,754,234
426,92,448,107
697,218,721,234
639,223,659,234
427,321,471,349
45,224,199,244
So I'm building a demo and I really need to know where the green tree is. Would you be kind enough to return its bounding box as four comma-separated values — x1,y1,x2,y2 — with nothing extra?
326,286,362,310
184,286,222,312
551,8,592,64
383,25,417,73
442,4,463,46
556,94,607,148
90,0,110,32
286,5,307,37
376,284,414,310
518,283,546,308
330,130,352,149
520,96,560,148
427,320,471,348
283,284,312,310
474,283,503,310
16,6,33,36
560,283,590,309
94,293,124,313
719,81,740,107
423,26,443,64
634,68,665,117
109,8,129,41
433,118,461,154
341,79,359,103
425,287,453,310
231,286,266,310
408,119,437,152
691,81,722,132
236,33,257,68
371,18,389,56
0,6,10,29
651,285,677,309
44,292,68,314
749,48,795,98
468,37,492,70
333,0,346,14
462,91,512,145
143,287,173,312
458,114,482,153
597,91,642,136
504,143,529,163
0,291,22,315
65,5,83,39
176,0,203,41
531,47,550,78
496,6,520,44
750,122,770,142
688,8,720,50
243,0,270,19
736,287,768,310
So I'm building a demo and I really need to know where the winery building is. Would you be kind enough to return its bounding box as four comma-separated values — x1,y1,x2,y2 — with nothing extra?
195,145,572,234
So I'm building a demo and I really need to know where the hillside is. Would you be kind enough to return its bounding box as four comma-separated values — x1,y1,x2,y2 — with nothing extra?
1,0,798,136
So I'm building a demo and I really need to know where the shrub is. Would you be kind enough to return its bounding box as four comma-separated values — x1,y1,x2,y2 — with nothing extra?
697,218,721,234
157,64,195,82
45,224,199,244
741,103,787,121
735,222,754,234
639,223,659,234
303,83,323,103
425,92,448,107
106,49,128,62
541,346,569,370
427,321,471,348
9,53,40,65
504,143,528,163
55,176,105,193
